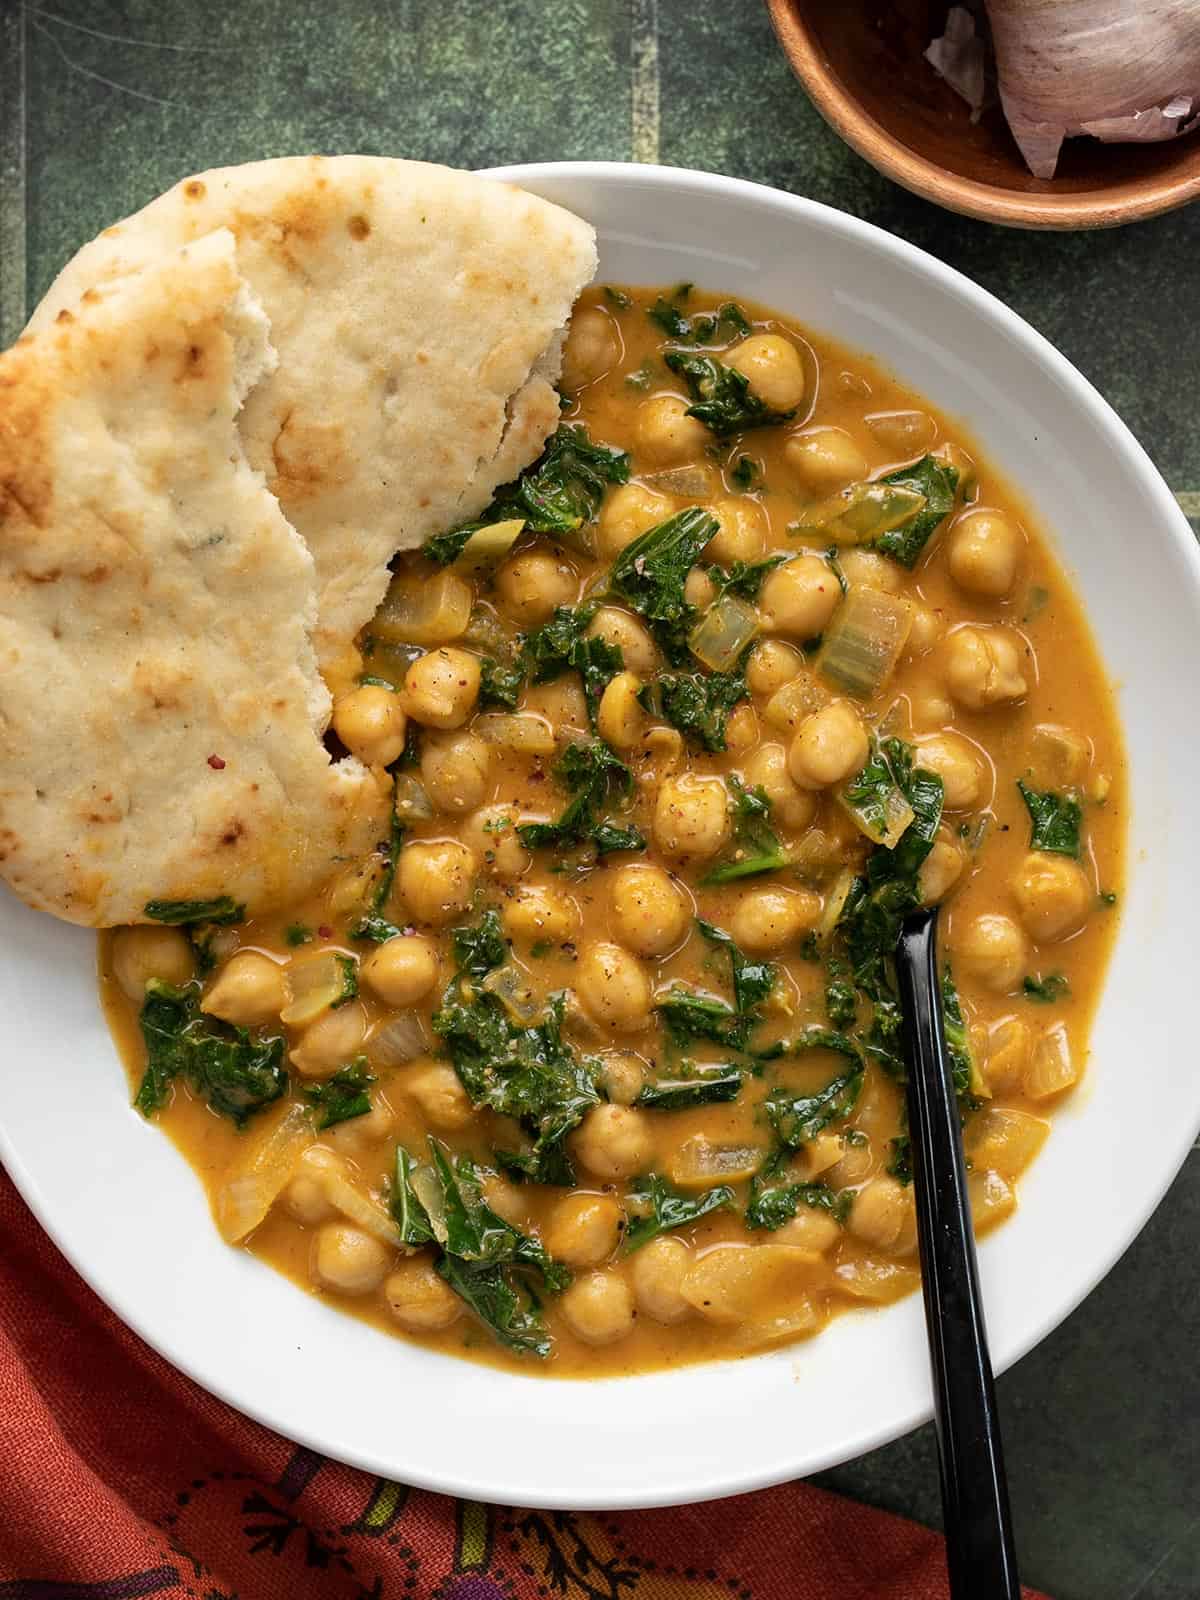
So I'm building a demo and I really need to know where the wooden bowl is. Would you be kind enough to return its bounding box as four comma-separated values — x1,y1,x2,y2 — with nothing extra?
766,0,1200,228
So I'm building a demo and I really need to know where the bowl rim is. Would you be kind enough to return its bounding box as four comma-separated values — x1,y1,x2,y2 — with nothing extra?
4,158,1200,1510
764,0,1200,230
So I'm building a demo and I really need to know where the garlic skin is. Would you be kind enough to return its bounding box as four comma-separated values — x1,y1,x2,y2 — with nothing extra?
986,0,1200,177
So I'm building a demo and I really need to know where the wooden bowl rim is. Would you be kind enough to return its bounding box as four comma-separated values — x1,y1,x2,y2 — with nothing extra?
766,0,1200,230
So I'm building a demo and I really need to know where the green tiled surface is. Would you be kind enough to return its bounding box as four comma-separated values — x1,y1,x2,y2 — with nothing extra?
1,4,1197,1596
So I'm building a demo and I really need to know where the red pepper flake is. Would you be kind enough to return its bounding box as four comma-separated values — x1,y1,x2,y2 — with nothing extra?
207,754,226,770
317,924,333,939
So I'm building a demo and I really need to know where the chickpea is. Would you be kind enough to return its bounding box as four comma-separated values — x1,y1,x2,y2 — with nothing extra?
947,508,1021,598
709,497,766,565
483,1174,527,1227
635,396,709,466
521,676,588,731
202,950,286,1027
730,886,820,953
1010,852,1092,942
332,685,408,768
577,941,652,1033
838,550,901,593
403,1059,473,1131
849,1175,917,1256
397,838,477,925
573,1103,653,1180
600,1051,646,1105
759,556,842,640
684,566,717,610
906,605,942,656
609,862,689,957
788,700,868,789
943,627,1027,711
742,743,818,830
910,688,956,730
459,805,531,879
312,1223,390,1295
784,426,867,492
112,925,193,1002
560,1270,636,1346
914,733,984,810
596,482,675,560
545,1193,622,1267
585,606,659,676
503,884,578,945
281,1173,336,1226
560,305,619,391
402,648,481,730
724,704,758,754
419,731,491,816
494,548,576,626
631,1236,692,1324
361,934,438,1007
653,774,730,861
746,639,807,699
597,671,647,751
290,1002,368,1079
726,333,808,411
918,836,965,905
383,1254,463,1332
326,1101,395,1154
774,1207,840,1254
955,912,1028,994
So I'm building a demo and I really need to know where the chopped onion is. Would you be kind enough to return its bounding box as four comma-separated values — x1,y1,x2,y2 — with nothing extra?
281,950,356,1027
792,481,926,546
837,774,915,849
644,465,719,498
474,712,557,754
460,601,511,658
392,774,434,823
833,1256,921,1304
216,1102,314,1244
481,963,544,1024
410,1161,448,1245
680,1243,822,1326
667,1135,766,1189
816,586,913,699
451,519,525,574
967,1169,1016,1234
688,593,760,672
1024,1022,1077,1100
925,5,989,118
865,410,936,455
816,868,857,939
327,856,386,917
763,670,825,734
319,1167,397,1245
368,1011,428,1066
965,1106,1050,1183
372,569,472,645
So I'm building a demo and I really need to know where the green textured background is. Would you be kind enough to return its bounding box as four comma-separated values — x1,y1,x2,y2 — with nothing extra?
1,4,1197,1596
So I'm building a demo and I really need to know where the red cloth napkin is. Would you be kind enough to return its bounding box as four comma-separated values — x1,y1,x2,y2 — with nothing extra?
0,1171,1047,1600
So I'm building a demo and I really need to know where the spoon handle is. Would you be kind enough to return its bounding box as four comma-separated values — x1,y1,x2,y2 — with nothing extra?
896,906,1022,1600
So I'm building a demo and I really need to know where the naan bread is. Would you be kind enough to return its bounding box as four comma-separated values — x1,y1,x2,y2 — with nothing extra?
28,156,597,663
0,229,388,927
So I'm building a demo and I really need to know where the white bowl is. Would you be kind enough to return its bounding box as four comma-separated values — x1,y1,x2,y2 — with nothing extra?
1,162,1197,1511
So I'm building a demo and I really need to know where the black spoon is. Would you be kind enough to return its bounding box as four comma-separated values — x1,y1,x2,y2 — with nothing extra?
895,905,1022,1600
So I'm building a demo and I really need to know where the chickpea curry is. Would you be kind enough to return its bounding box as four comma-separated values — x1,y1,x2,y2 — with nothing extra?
100,283,1125,1376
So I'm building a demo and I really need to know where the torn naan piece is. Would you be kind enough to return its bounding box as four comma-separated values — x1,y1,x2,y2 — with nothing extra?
0,229,389,927
28,156,598,662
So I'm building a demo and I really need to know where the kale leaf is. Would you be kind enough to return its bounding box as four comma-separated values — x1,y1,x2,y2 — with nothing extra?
479,657,524,710
135,980,286,1126
941,968,980,1107
1018,781,1082,858
640,669,747,753
636,1069,744,1111
143,896,244,927
606,507,720,663
624,1174,735,1252
516,740,645,857
655,917,773,1055
301,1058,374,1129
746,1177,850,1232
765,1061,864,1150
874,455,959,568
1023,972,1071,1004
708,555,786,601
519,604,623,724
422,523,480,567
665,352,799,438
347,804,406,943
390,1146,437,1247
697,916,775,1015
700,778,789,885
